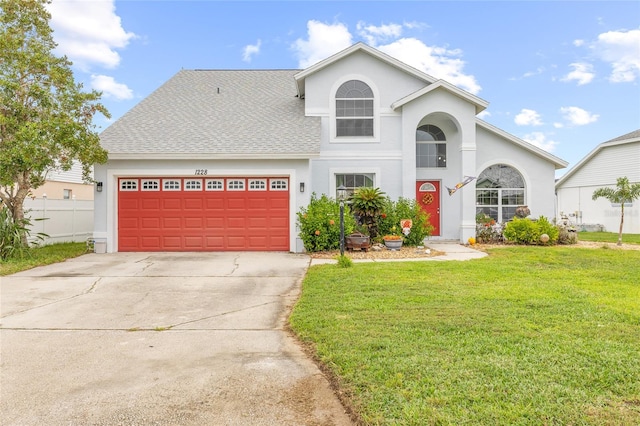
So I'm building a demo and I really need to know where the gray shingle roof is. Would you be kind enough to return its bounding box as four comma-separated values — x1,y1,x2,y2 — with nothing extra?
100,70,321,158
604,129,640,143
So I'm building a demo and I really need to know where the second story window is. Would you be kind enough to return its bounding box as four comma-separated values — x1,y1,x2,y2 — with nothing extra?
336,80,374,137
416,124,447,168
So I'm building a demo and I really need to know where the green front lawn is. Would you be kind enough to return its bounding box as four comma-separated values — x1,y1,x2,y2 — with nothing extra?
290,247,640,425
579,231,640,245
0,242,88,276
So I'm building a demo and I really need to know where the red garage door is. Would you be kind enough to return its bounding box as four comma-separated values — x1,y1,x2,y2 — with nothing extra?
118,177,289,251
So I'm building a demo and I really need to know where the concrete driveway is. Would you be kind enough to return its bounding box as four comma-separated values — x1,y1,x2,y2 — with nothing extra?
0,252,353,425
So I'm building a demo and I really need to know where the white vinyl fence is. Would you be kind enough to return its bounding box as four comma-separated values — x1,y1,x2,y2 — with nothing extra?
24,198,94,245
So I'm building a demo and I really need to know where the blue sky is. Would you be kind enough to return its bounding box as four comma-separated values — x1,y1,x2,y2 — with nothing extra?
46,1,640,176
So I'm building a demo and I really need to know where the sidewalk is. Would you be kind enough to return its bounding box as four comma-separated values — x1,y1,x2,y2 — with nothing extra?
309,242,487,266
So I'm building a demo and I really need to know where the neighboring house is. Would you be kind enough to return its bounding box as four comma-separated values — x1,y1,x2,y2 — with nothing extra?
555,129,640,234
30,161,94,201
94,42,567,253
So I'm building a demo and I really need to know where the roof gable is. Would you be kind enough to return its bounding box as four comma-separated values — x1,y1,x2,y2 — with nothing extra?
391,79,489,115
555,129,640,187
477,120,568,169
293,42,437,98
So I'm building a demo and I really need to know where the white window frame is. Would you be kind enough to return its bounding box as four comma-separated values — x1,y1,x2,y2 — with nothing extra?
270,179,288,191
330,76,380,143
227,179,245,191
248,179,267,191
163,179,181,191
119,179,138,191
141,179,160,191
205,179,224,191
184,179,203,191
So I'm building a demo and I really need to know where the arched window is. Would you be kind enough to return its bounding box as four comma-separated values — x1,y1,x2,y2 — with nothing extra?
476,164,525,222
336,80,374,137
416,125,446,168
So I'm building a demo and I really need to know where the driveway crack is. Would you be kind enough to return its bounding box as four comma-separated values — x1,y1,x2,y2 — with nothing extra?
0,278,102,319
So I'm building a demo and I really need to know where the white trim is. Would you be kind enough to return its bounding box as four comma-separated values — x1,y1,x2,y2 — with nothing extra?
329,166,382,198
329,74,381,144
319,150,402,160
162,179,181,191
556,138,640,187
141,179,160,191
227,179,246,191
105,168,298,253
475,160,532,219
205,179,224,191
476,119,568,169
184,179,203,191
248,179,267,191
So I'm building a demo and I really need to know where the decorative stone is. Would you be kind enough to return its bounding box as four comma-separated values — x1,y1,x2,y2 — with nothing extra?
540,233,550,243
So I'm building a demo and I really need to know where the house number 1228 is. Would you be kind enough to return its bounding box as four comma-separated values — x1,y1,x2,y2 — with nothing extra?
195,169,208,175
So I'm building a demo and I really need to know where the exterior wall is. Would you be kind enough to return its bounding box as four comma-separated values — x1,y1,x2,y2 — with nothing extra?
401,89,478,242
557,185,639,233
476,126,558,221
556,142,640,233
93,158,311,253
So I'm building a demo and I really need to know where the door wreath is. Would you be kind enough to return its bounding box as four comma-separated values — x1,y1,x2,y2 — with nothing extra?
422,193,434,205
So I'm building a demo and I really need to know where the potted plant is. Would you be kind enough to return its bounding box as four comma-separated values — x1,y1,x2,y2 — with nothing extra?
382,230,403,250
345,226,371,251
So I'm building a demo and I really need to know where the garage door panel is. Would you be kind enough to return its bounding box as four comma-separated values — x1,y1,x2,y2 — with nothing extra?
227,198,247,209
163,217,181,229
141,198,161,210
119,177,289,251
184,236,204,249
161,236,182,249
140,218,161,230
184,198,203,209
162,198,182,209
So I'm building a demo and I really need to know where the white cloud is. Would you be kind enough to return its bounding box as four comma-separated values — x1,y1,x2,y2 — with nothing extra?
292,21,353,68
377,38,481,94
292,20,480,94
356,21,403,46
522,132,558,152
477,110,491,120
573,39,585,47
559,106,599,126
561,62,595,85
514,109,543,126
592,28,640,83
47,0,135,70
91,75,133,100
243,40,262,63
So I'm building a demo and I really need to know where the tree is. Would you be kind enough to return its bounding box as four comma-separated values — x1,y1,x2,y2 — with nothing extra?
592,176,640,246
0,0,109,245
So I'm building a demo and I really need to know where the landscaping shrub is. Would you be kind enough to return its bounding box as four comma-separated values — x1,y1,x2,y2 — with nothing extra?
0,207,30,260
503,217,540,244
536,216,559,245
297,193,355,252
378,197,433,245
503,215,559,245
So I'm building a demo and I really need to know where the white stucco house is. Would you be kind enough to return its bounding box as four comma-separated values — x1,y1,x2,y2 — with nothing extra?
555,129,640,234
94,42,567,253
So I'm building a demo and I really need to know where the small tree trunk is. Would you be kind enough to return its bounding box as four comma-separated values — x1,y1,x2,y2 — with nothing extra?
617,204,624,246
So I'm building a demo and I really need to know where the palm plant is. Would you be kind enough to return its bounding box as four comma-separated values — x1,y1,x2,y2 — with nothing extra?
349,187,386,238
592,176,640,246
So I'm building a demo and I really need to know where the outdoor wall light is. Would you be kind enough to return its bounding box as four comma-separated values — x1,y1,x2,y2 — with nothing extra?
96,182,103,192
299,182,305,193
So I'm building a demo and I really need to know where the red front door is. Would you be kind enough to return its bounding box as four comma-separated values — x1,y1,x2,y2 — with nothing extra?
416,181,440,236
